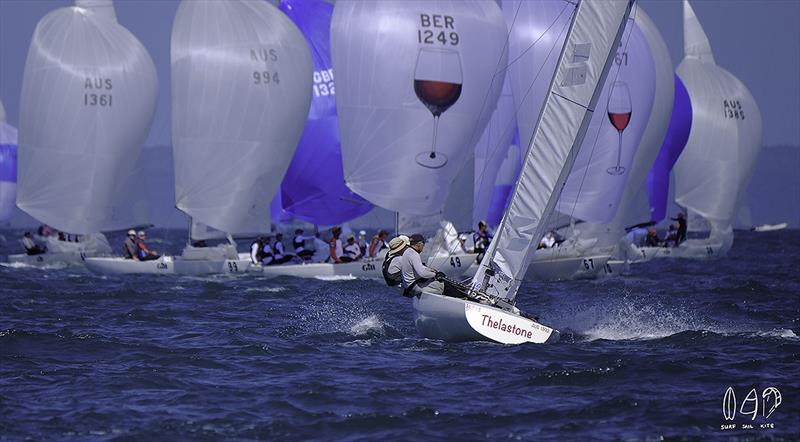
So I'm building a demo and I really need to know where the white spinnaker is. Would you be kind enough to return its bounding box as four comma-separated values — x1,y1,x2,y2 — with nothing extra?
17,0,157,234
472,0,634,300
674,0,762,242
575,5,674,247
332,0,507,216
171,0,312,235
0,99,17,222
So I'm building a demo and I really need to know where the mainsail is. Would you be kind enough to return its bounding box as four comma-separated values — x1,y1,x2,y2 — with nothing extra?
331,0,508,217
673,0,762,245
471,0,634,300
0,99,17,222
278,0,372,225
16,0,158,234
171,0,312,235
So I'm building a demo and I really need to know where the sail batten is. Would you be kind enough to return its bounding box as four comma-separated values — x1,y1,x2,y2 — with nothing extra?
471,0,634,300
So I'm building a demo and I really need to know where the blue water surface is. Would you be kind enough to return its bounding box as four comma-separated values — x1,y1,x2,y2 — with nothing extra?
1,229,798,441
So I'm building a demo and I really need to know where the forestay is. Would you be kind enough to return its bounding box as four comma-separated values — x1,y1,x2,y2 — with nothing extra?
278,0,372,225
171,0,312,234
472,0,634,300
0,99,17,222
332,0,507,216
673,0,762,240
16,0,157,234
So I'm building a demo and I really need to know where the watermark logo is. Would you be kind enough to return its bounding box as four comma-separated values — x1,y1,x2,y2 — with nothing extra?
721,386,782,431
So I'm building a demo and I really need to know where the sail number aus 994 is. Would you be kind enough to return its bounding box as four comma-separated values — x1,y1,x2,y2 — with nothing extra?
253,71,280,85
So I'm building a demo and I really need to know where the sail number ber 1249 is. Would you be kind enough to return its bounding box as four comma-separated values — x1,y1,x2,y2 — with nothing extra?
417,13,459,46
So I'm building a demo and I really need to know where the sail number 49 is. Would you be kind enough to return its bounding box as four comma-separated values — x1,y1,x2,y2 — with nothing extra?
450,257,461,268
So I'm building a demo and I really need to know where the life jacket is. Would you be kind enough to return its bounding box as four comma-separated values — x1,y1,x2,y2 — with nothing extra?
292,235,305,251
382,253,403,287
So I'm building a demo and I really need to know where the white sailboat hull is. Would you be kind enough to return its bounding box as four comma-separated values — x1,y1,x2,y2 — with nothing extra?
6,252,86,268
84,256,253,275
412,292,558,344
261,253,478,281
525,253,611,281
634,236,732,260
753,223,788,232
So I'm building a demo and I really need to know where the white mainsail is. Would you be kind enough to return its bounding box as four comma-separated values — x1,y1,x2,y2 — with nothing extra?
16,0,158,234
332,0,508,217
673,0,762,250
171,0,312,235
472,0,634,300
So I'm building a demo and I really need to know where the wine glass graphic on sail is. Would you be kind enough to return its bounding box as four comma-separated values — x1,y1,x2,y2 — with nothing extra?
606,81,632,175
413,47,463,169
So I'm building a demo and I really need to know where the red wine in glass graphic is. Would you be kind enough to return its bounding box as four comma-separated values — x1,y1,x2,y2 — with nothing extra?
413,48,463,169
606,81,631,176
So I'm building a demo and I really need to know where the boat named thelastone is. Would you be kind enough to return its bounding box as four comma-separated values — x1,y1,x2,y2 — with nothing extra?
12,0,157,268
85,0,313,275
413,0,634,344
634,0,762,260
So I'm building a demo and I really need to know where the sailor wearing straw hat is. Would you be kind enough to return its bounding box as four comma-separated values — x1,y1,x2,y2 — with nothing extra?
382,235,409,287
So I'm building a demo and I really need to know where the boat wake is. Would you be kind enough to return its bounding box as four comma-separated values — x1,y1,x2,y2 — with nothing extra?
314,275,358,281
0,261,68,270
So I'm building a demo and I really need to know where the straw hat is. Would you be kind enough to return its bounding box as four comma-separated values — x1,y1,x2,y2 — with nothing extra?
388,235,409,254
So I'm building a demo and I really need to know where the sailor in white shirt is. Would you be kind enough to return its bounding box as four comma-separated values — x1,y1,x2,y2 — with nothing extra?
342,234,362,262
401,234,444,296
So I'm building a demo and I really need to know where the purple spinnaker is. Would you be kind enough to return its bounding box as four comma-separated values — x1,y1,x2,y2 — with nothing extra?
278,0,371,225
646,75,692,223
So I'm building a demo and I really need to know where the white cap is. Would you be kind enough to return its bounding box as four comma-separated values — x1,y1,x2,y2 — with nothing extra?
127,229,136,236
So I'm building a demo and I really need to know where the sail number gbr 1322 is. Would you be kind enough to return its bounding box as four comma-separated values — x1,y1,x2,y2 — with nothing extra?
417,13,459,46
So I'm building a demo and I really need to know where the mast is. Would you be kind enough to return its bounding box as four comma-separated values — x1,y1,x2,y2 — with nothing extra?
471,0,635,301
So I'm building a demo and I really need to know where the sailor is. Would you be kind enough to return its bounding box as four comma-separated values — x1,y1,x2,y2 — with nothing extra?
401,234,445,297
342,234,362,262
644,227,660,247
271,233,293,265
671,212,687,244
457,233,469,253
328,226,345,263
250,236,265,264
136,231,160,261
292,228,314,260
123,229,139,260
473,220,493,260
261,235,274,265
382,235,409,287
664,225,678,247
368,229,389,257
311,232,329,262
538,231,557,249
21,232,46,256
357,230,368,256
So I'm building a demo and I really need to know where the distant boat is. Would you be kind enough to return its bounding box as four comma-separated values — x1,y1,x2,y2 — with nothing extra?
86,0,313,275
413,0,633,344
752,223,788,232
11,0,157,268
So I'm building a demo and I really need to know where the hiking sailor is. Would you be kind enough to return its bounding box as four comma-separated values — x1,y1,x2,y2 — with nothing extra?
671,212,687,244
250,236,266,264
21,232,46,256
328,226,345,263
136,231,160,261
369,229,389,257
382,235,409,287
472,220,493,260
271,233,293,265
123,229,138,260
260,235,274,265
342,234,362,262
292,228,314,260
401,234,445,297
357,230,368,256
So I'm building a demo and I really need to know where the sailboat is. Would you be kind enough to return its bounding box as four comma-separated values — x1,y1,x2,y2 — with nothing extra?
0,99,16,224
85,0,313,275
413,0,633,343
635,0,762,260
12,0,156,268
501,1,667,280
277,0,512,280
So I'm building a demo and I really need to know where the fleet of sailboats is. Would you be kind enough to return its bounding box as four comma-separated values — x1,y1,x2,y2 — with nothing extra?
0,0,775,342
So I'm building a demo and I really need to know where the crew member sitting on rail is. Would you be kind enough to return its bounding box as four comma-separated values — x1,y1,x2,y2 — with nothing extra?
250,237,266,264
473,220,493,261
369,229,389,257
401,234,444,297
21,232,46,256
260,235,274,265
382,235,409,287
644,227,660,247
328,226,345,263
136,231,160,261
538,231,557,249
270,233,293,265
341,235,362,262
292,229,314,261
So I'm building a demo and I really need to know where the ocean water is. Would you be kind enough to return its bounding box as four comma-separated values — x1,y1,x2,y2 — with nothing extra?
1,228,798,441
